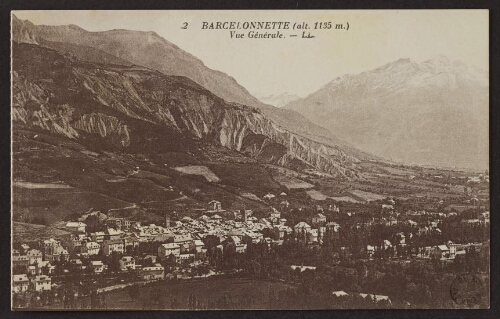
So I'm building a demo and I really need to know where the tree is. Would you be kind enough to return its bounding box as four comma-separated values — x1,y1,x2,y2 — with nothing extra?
126,285,140,301
85,215,101,233
245,259,261,278
109,251,121,272
203,235,220,266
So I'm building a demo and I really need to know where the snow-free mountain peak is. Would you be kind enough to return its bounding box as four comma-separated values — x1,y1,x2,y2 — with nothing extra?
285,56,488,170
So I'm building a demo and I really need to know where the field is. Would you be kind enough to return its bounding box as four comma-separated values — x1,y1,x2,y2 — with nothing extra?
101,277,295,310
239,192,263,202
12,129,274,223
265,164,315,189
12,186,133,225
207,162,281,196
13,181,73,189
329,196,361,203
273,174,314,189
306,189,329,200
13,222,70,243
349,190,386,202
173,165,220,182
11,125,485,239
306,189,360,203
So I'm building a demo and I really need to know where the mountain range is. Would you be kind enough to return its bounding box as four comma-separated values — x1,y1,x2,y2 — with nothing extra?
257,92,301,108
12,15,373,224
284,57,489,170
11,15,357,154
11,15,372,177
11,15,485,225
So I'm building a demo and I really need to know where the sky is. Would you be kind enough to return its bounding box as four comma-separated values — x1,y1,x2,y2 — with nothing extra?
13,10,489,98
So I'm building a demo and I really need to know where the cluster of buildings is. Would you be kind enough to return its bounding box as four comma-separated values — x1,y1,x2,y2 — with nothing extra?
363,238,487,261
12,194,489,297
330,202,489,261
12,200,335,295
422,241,487,260
460,211,490,224
12,274,51,294
362,217,488,261
12,240,64,293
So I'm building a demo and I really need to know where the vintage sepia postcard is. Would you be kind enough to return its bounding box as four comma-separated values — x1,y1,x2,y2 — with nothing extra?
11,10,489,310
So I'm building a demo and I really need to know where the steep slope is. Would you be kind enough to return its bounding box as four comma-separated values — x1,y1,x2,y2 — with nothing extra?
11,15,372,159
12,43,361,179
11,16,260,108
285,57,489,169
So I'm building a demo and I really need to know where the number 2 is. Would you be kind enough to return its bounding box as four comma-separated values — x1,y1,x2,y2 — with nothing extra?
181,22,188,29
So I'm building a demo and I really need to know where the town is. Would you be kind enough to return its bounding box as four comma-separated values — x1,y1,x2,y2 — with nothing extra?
12,191,489,309
10,7,491,311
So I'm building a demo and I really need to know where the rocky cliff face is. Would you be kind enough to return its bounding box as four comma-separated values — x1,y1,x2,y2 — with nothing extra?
12,43,361,178
11,15,372,160
74,114,131,147
220,108,359,176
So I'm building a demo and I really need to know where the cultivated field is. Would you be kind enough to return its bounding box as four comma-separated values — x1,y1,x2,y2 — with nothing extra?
306,189,329,200
349,190,386,202
13,222,70,243
329,196,361,203
13,181,73,189
273,174,314,189
173,165,220,183
12,185,133,225
306,189,360,203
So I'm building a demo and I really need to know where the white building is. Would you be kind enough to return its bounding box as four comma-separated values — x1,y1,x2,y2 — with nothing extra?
359,293,392,304
326,222,340,232
121,256,136,270
90,261,104,273
140,265,164,280
211,214,223,222
65,221,87,233
103,239,124,256
84,241,100,255
332,290,349,297
208,200,222,212
12,274,29,293
26,249,43,265
178,253,195,263
90,231,105,243
31,275,51,292
294,222,312,234
263,193,276,200
312,213,326,226
158,243,181,259
194,240,205,253
290,265,317,272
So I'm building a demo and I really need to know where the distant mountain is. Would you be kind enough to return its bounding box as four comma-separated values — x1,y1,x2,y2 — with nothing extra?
285,56,489,170
12,15,364,158
257,92,301,108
